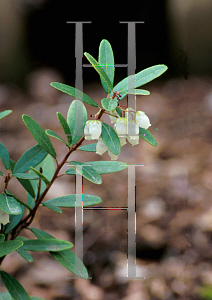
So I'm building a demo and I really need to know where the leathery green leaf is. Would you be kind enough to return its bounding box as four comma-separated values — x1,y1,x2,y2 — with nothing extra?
0,193,22,215
29,228,88,279
101,98,117,111
50,82,98,107
0,271,31,300
98,39,115,94
56,112,72,146
13,144,48,174
43,194,102,207
67,100,87,145
101,122,120,155
0,240,23,257
0,142,10,170
22,115,56,159
84,52,113,92
66,161,102,184
139,127,157,147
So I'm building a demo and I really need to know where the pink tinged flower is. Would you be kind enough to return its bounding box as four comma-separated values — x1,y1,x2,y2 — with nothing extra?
84,120,102,140
0,209,10,225
114,117,127,137
96,138,108,155
136,111,151,129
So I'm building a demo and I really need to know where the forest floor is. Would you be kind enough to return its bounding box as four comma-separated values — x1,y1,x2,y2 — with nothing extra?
1,69,212,300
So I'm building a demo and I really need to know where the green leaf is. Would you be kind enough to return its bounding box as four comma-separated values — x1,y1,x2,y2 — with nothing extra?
83,161,127,174
29,228,88,280
139,127,157,146
67,100,87,145
113,64,168,100
0,240,23,257
43,194,102,207
17,178,35,198
78,143,97,152
0,292,12,300
0,234,5,242
4,205,25,234
22,115,56,159
101,122,120,155
12,173,39,180
0,142,10,170
101,98,117,111
66,161,102,184
50,82,98,107
41,202,62,214
16,247,33,262
46,129,69,147
56,112,72,145
128,89,150,95
0,110,12,120
116,107,122,117
0,271,31,300
13,144,48,174
0,193,22,215
84,52,113,92
0,170,3,176
0,293,45,300
98,39,115,94
27,155,55,208
30,167,51,185
5,190,32,211
19,239,73,252
9,159,16,172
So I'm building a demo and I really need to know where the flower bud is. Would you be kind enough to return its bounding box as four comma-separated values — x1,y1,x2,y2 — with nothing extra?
136,111,151,129
0,209,10,225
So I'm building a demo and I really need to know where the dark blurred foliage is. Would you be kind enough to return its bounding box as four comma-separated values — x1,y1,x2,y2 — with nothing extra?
25,0,170,85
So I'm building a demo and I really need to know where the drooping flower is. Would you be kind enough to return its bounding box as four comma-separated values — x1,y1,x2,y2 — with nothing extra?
108,149,118,160
96,137,108,155
136,111,151,129
84,120,102,140
127,120,139,138
127,135,139,146
0,209,10,225
114,117,127,137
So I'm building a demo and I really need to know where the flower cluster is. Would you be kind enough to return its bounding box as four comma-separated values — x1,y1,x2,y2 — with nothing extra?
84,108,151,160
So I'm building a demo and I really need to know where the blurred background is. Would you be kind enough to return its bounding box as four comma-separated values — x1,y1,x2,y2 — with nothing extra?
1,0,212,299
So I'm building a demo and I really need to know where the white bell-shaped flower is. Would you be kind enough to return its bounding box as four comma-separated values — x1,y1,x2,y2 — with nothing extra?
119,137,127,147
109,109,119,123
127,135,139,146
125,107,136,121
127,120,139,138
84,120,102,140
136,111,151,129
108,149,118,160
0,209,10,225
114,117,127,137
96,138,108,155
